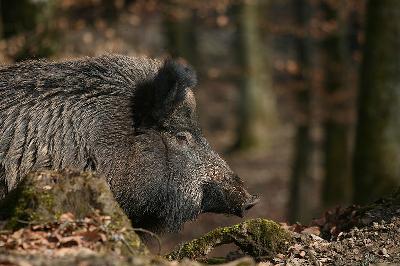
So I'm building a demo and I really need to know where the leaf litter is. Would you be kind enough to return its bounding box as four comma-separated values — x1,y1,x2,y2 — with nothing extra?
0,210,117,257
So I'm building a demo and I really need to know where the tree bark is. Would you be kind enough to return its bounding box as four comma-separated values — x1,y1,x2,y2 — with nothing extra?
232,0,279,151
353,0,400,204
0,0,37,38
164,2,198,66
321,0,352,209
288,0,314,223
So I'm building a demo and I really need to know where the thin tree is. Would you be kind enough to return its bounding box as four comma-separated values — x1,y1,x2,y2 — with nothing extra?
288,0,314,223
163,1,198,66
353,0,400,204
232,0,279,151
0,0,37,38
321,0,352,209
0,0,58,61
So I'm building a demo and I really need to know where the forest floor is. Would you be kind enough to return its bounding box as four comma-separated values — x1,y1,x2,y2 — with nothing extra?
163,190,400,265
297,217,400,265
1,190,399,265
274,198,400,265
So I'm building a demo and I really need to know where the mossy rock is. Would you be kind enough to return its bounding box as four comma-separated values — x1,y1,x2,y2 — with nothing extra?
0,170,147,255
166,218,291,261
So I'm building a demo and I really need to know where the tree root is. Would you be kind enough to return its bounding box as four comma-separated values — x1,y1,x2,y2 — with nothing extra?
166,218,291,261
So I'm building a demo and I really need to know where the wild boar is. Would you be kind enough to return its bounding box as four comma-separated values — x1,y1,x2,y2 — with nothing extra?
0,54,258,232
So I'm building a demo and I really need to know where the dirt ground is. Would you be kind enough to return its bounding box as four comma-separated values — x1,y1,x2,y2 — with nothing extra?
270,217,400,265
275,193,400,265
164,190,400,265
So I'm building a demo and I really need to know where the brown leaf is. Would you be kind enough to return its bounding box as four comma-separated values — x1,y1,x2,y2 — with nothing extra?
47,235,60,243
301,226,321,236
99,233,107,242
60,212,75,222
21,242,30,250
289,243,303,253
78,230,102,242
11,229,24,239
59,236,81,247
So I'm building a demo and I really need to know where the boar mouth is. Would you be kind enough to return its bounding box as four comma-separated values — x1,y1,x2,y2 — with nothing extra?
201,182,259,217
244,195,259,210
235,195,259,218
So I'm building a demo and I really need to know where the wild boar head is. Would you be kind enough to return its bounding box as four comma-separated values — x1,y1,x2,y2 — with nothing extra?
0,55,257,234
107,60,258,233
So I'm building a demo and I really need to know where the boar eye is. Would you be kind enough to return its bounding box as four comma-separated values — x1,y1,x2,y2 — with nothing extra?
176,131,191,144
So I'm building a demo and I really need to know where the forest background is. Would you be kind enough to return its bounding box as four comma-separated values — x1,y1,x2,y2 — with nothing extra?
1,0,398,255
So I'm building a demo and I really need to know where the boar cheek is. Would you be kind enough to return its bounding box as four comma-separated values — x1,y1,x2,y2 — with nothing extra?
107,132,168,223
201,182,229,214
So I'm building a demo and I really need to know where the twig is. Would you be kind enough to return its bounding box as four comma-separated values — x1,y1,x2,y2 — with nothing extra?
132,228,162,255
16,219,42,225
119,235,138,256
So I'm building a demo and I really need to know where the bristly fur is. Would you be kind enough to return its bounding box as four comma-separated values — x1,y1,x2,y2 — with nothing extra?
159,59,198,89
0,54,254,233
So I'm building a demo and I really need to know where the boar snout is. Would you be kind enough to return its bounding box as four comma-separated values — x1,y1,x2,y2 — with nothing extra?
236,194,259,218
244,194,259,210
201,172,259,218
229,174,259,217
233,194,260,218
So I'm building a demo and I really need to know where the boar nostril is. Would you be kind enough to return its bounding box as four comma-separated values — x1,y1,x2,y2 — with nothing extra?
243,195,259,211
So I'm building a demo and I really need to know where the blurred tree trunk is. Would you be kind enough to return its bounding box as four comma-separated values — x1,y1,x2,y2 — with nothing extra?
288,0,314,223
0,1,3,39
0,0,37,38
164,2,198,66
321,1,352,209
103,0,119,22
353,0,400,204
232,0,279,151
0,0,58,61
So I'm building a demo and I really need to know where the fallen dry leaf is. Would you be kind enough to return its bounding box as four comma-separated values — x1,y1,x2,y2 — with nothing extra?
301,226,321,236
59,212,75,222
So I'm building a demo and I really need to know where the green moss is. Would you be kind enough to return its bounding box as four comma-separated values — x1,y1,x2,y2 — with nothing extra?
0,179,58,230
235,219,290,257
0,170,147,255
167,218,291,261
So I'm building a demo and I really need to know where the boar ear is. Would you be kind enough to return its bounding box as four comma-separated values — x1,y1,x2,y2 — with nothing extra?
152,59,197,118
133,60,197,128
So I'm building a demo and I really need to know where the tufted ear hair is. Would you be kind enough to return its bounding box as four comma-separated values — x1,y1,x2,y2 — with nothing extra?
152,59,197,119
133,59,197,128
